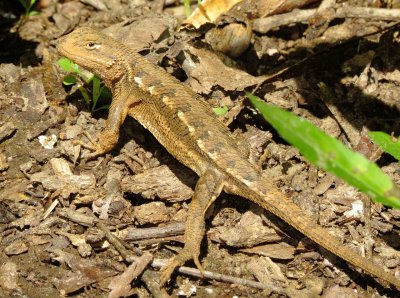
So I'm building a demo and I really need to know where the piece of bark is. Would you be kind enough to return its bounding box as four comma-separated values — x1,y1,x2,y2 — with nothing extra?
121,165,194,202
133,202,172,225
108,253,153,298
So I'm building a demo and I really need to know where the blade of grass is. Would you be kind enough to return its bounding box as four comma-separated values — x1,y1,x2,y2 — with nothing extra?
247,93,400,209
184,0,191,17
92,76,101,112
78,86,91,107
368,131,400,161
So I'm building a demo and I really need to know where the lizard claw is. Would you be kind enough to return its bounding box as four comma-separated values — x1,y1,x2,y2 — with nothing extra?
73,140,106,160
193,256,205,275
159,249,204,286
74,130,118,160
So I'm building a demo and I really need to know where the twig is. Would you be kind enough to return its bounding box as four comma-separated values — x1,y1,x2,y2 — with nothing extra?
253,9,315,33
99,221,282,292
123,222,185,241
97,221,139,262
319,0,336,10
254,6,400,33
58,207,97,227
142,270,170,298
336,6,400,20
42,198,59,220
108,253,153,298
150,258,284,293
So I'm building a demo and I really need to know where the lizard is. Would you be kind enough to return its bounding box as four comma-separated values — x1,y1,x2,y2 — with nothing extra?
56,27,400,290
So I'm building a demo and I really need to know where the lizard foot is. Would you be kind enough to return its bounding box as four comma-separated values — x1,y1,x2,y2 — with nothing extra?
73,131,111,159
73,139,107,159
160,248,204,286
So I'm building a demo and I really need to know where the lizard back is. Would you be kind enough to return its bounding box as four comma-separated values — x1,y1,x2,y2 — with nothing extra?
57,27,400,290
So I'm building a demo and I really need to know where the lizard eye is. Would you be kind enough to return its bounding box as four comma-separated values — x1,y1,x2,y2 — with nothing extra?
86,42,100,50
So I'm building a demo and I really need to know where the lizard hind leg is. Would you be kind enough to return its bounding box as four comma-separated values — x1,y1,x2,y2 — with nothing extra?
160,169,225,286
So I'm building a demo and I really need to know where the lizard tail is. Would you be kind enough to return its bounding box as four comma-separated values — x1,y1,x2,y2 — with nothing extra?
242,184,400,290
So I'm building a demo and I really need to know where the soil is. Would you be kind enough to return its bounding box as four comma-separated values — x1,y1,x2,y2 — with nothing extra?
1,0,400,297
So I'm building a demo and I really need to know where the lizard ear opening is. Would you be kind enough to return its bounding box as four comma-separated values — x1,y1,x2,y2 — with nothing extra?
85,42,101,50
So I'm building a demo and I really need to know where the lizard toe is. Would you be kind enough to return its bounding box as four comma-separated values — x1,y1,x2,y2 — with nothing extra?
160,249,202,285
160,258,180,286
72,140,107,160
193,256,204,275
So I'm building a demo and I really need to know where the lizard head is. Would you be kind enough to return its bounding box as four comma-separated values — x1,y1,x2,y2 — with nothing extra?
57,27,126,85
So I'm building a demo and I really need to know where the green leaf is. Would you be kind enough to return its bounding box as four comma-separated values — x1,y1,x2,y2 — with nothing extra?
212,106,229,116
100,86,112,99
247,93,400,209
91,76,101,111
18,0,28,9
78,86,91,106
93,105,110,112
184,0,191,17
62,74,77,85
57,57,80,74
368,131,400,161
28,10,40,16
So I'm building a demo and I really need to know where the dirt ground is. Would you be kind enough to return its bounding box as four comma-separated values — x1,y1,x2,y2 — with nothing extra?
1,0,400,297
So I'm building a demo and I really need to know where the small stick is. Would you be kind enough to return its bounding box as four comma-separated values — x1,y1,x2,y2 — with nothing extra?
150,258,284,293
337,6,400,20
123,222,185,241
254,6,400,33
141,270,170,298
98,221,282,292
97,221,139,262
108,253,153,298
319,0,336,10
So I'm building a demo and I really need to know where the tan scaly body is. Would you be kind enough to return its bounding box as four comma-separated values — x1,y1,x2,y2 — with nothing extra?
57,27,400,290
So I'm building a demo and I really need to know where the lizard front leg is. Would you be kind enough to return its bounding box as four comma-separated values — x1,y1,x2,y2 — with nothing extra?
76,93,138,159
160,169,225,285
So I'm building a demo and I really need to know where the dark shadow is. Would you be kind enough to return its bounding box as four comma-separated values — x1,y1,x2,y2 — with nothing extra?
0,1,40,66
247,25,400,136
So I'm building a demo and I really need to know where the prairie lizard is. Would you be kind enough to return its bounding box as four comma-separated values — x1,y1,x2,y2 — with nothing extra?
56,27,400,290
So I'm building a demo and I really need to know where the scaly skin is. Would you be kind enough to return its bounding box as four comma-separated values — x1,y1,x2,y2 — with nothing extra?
57,27,400,290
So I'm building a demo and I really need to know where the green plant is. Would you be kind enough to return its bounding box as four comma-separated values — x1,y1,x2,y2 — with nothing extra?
184,0,191,17
368,131,400,161
184,0,203,17
17,0,39,16
212,105,228,116
247,93,400,209
57,57,111,112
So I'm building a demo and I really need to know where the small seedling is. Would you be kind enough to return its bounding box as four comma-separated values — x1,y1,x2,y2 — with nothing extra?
18,0,39,16
57,57,111,112
184,0,203,17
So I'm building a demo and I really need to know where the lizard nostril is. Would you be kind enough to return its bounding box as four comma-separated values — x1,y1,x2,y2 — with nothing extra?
56,37,66,49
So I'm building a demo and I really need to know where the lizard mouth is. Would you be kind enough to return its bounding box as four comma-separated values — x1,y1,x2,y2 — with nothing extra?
56,42,90,72
56,36,68,55
56,36,85,64
56,43,74,61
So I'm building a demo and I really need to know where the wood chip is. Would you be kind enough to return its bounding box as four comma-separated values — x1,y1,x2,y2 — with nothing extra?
121,165,194,202
108,252,153,298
